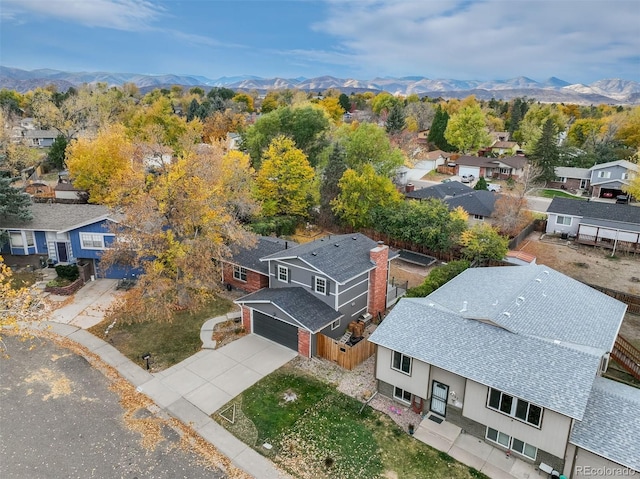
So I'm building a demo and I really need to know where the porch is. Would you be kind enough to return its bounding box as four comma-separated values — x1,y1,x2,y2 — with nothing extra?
414,414,551,479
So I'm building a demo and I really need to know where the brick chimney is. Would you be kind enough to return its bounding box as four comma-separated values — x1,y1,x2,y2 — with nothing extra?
368,242,389,318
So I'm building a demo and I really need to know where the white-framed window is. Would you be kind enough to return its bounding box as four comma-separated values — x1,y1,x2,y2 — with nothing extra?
487,388,542,427
556,215,572,226
597,171,611,178
622,172,629,180
9,231,34,249
331,318,340,330
233,265,247,282
580,179,588,189
393,386,412,403
392,350,412,375
473,214,484,221
486,428,537,460
80,233,107,250
314,277,327,294
554,177,567,183
277,265,289,282
499,167,511,175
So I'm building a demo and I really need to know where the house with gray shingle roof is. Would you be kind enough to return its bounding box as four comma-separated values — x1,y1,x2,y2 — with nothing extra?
368,264,631,474
234,233,400,359
546,197,640,251
588,159,638,199
1,203,134,279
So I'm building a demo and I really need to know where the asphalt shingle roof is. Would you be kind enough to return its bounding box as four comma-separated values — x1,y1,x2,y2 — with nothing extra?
405,182,473,200
1,203,112,232
235,287,342,332
570,377,640,471
444,190,497,217
229,236,295,274
426,265,627,352
368,297,602,420
261,233,393,284
547,197,640,225
554,167,590,179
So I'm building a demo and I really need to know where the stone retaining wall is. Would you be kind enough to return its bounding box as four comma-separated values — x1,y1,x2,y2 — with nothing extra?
45,278,84,296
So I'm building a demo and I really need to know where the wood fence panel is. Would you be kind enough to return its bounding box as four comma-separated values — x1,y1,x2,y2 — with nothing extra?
316,335,376,370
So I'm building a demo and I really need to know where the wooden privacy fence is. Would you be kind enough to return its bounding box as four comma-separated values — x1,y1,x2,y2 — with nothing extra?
316,334,376,370
586,284,640,315
611,336,640,380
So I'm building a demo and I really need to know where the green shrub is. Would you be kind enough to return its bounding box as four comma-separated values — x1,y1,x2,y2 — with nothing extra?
406,260,470,297
55,264,79,281
248,215,300,237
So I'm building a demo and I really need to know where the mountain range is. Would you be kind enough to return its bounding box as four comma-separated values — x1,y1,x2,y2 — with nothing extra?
2,67,639,105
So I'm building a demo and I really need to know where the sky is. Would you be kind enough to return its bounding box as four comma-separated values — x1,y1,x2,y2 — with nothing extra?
1,0,639,84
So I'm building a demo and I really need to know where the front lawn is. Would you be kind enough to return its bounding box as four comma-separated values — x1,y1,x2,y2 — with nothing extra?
539,189,584,199
214,367,487,479
89,297,233,370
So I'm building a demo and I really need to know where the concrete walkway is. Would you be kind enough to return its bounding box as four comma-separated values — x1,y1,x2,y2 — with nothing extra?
34,321,296,479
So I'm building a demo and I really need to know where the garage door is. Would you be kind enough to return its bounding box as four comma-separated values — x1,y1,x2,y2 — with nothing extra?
253,311,299,350
458,166,480,178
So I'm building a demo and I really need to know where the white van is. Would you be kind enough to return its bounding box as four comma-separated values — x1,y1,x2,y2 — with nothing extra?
487,183,501,192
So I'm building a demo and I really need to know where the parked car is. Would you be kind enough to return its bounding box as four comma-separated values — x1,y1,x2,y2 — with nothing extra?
441,178,452,183
602,192,614,198
461,174,475,183
487,183,501,192
616,195,630,204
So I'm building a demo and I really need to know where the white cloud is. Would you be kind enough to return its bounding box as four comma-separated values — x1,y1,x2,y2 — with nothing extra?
2,0,162,31
308,0,640,81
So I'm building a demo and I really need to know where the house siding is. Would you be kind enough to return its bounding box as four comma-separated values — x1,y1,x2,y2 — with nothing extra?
375,346,430,400
565,445,637,478
35,231,47,254
462,380,572,459
69,221,115,260
590,165,630,184
428,366,467,409
546,213,580,235
222,263,268,292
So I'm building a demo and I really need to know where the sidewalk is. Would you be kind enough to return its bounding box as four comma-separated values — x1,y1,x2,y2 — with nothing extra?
33,320,295,479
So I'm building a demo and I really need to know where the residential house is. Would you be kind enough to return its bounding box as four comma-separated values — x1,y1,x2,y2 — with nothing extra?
490,131,510,143
546,197,640,251
403,149,454,184
368,265,634,474
454,155,527,180
24,182,55,199
443,190,498,223
22,129,58,148
549,167,591,192
1,203,133,279
222,236,294,293
488,141,521,157
405,181,473,201
234,233,399,357
588,160,638,199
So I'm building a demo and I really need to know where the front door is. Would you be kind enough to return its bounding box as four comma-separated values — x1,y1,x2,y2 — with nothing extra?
430,380,448,417
56,242,69,263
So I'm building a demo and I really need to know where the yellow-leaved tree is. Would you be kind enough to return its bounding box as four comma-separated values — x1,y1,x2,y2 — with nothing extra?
65,124,140,205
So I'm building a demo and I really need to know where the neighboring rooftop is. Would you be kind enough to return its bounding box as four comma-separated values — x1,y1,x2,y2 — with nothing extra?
554,166,591,179
444,190,498,217
261,233,398,284
570,377,640,472
229,236,295,275
405,181,473,200
0,203,112,232
235,287,342,332
547,197,640,225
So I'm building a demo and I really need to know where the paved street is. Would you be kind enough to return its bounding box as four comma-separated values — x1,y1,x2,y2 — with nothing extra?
0,336,226,479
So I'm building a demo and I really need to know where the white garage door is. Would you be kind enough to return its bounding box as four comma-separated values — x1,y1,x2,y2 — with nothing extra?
458,166,480,177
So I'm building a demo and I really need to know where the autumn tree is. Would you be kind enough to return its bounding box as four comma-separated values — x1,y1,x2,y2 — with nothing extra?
516,103,567,153
459,223,509,263
445,104,491,154
427,105,454,151
260,92,280,113
318,96,345,123
405,101,435,132
232,93,254,113
529,119,560,184
0,177,33,221
492,195,534,237
406,260,470,297
65,125,138,204
334,122,405,177
254,136,316,217
371,92,399,117
616,106,640,149
331,164,402,229
102,143,257,321
202,110,245,143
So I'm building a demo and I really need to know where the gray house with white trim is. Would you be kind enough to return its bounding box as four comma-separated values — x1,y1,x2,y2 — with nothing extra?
369,265,634,473
588,160,638,199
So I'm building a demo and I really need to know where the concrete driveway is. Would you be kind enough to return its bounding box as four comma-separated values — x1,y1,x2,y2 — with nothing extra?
139,335,298,415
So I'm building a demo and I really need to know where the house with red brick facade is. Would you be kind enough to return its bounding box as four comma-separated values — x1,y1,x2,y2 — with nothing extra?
234,233,399,358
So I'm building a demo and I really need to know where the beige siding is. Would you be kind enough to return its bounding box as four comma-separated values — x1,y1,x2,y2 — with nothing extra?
376,346,430,399
569,447,637,478
462,380,571,458
429,366,466,408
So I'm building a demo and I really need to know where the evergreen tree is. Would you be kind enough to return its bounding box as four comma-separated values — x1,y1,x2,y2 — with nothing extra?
474,177,488,190
320,143,347,223
338,93,351,113
385,102,406,134
186,98,200,121
0,177,32,222
427,106,453,151
47,135,68,169
529,119,560,184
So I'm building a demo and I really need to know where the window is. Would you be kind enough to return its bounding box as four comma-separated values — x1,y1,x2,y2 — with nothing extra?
9,231,34,249
277,265,289,282
580,179,588,189
393,386,412,403
622,172,629,180
556,216,572,226
233,265,247,282
499,168,511,175
486,428,537,460
314,277,327,294
331,319,340,330
392,351,412,375
473,214,484,221
554,177,567,183
487,388,542,427
597,171,611,178
80,233,106,249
